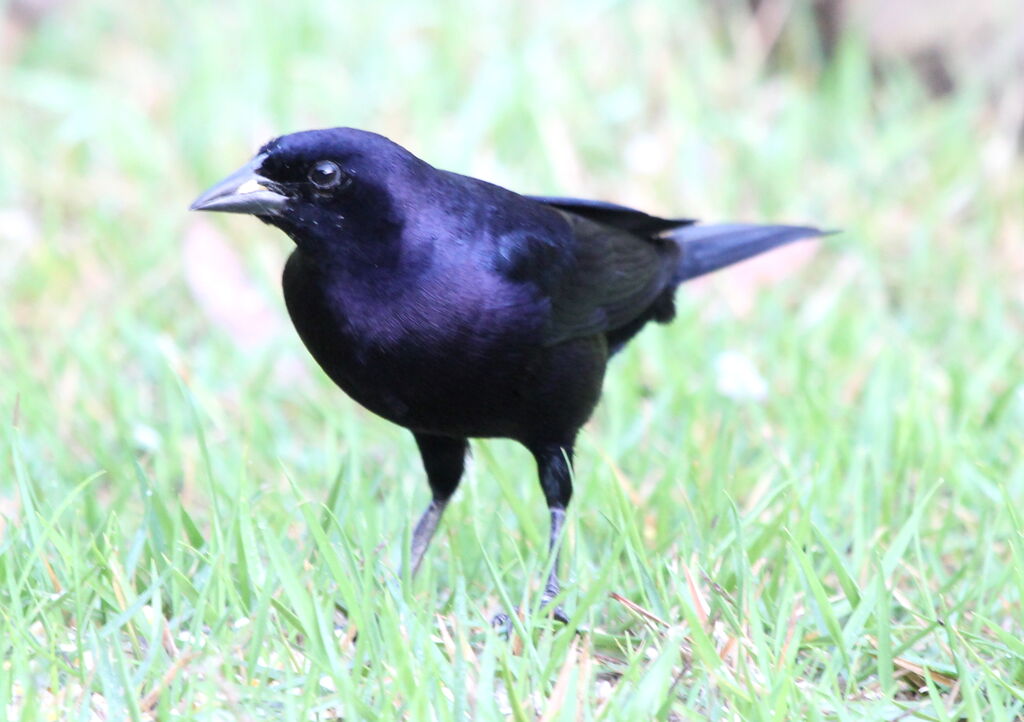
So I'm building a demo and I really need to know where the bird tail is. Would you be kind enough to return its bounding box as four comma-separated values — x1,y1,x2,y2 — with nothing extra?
671,224,828,284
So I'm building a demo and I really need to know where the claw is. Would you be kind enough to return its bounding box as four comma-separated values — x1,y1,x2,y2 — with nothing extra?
539,586,570,624
490,611,514,638
547,604,570,625
489,602,569,636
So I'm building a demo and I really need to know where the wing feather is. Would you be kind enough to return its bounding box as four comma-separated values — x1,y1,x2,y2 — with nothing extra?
528,195,694,235
541,212,679,345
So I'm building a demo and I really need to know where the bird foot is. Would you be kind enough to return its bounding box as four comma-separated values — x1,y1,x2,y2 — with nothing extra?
545,600,570,625
490,610,514,636
490,599,569,636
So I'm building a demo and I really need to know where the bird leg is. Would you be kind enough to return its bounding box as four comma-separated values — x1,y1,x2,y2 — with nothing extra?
491,442,575,631
534,443,574,624
410,498,448,575
541,506,567,618
408,433,467,576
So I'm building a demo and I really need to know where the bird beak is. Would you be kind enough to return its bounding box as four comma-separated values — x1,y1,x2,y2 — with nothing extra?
189,155,288,216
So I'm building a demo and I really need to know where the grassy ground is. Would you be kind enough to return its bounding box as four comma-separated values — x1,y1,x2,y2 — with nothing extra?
2,1,1023,719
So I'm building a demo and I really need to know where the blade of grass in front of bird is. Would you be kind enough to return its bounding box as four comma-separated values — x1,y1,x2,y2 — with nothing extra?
499,649,532,722
874,568,895,697
919,655,956,722
880,481,941,579
89,629,128,722
785,532,850,669
944,623,982,720
263,531,316,646
675,590,753,703
950,624,1024,705
999,482,1024,607
811,521,861,609
175,377,223,547
243,579,276,687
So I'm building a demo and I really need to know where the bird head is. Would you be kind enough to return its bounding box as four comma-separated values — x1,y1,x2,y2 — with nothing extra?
190,127,421,250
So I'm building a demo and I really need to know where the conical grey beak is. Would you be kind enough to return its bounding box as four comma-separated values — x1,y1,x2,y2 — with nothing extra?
189,155,288,216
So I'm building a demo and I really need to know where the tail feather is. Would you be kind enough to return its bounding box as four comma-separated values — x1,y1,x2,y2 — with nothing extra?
672,224,828,284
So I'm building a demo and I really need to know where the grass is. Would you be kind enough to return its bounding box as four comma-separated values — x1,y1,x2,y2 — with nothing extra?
2,0,1024,718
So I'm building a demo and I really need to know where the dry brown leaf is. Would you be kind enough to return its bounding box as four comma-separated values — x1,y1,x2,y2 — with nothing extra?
679,559,710,625
775,600,806,672
435,614,457,658
576,638,593,719
539,637,579,722
891,656,958,688
139,650,200,712
609,592,670,629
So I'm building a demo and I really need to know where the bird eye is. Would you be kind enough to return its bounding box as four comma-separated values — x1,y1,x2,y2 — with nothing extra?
308,160,349,191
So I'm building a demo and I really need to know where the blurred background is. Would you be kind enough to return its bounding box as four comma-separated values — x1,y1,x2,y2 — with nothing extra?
2,0,1024,716
2,0,1021,471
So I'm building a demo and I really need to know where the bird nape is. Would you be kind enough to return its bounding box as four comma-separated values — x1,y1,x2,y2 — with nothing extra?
191,127,826,625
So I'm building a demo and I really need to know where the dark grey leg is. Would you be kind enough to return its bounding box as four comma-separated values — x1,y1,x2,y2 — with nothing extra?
491,441,574,631
411,498,448,575
409,433,467,576
533,443,573,623
541,506,567,615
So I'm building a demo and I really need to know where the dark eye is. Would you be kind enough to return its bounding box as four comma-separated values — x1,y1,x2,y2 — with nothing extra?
308,160,349,191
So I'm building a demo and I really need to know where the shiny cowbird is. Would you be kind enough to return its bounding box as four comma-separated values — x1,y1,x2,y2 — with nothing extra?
191,127,824,622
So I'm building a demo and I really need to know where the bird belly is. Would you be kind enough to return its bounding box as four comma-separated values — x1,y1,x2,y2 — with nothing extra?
284,282,604,440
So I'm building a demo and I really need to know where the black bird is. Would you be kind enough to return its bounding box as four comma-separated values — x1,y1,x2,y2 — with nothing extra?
191,127,824,622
